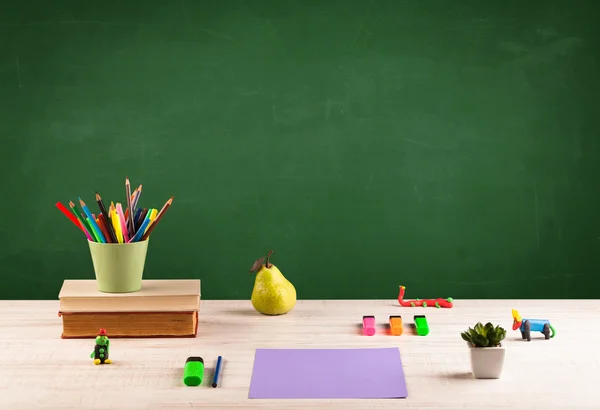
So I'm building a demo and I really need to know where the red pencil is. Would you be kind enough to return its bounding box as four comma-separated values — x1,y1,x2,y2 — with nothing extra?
56,201,83,231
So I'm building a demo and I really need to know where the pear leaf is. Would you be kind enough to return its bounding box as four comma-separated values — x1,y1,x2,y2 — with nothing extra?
249,257,265,273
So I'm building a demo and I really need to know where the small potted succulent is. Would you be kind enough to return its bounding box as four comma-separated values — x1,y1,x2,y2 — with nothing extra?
461,322,507,379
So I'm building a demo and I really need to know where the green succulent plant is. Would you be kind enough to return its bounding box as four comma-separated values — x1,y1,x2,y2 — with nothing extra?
461,322,506,347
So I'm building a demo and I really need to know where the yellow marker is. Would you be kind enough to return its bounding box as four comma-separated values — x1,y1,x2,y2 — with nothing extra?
389,316,403,336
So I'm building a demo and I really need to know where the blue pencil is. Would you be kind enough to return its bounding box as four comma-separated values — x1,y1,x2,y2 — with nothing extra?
128,216,151,243
133,208,143,229
78,198,106,243
212,356,222,388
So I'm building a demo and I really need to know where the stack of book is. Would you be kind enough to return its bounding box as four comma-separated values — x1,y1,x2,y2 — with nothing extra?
58,279,200,338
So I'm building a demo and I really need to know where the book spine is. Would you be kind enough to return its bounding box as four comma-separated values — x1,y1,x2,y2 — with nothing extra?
58,310,198,315
61,334,197,339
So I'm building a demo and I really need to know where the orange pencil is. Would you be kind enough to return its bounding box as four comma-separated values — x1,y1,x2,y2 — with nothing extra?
141,196,173,241
96,214,113,243
131,184,142,211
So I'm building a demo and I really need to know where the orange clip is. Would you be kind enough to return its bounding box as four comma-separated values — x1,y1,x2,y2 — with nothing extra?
389,315,403,336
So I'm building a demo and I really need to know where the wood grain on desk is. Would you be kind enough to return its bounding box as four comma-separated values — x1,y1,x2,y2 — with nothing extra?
0,299,598,409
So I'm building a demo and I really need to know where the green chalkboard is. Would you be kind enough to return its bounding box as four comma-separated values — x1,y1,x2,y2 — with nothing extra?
1,0,599,300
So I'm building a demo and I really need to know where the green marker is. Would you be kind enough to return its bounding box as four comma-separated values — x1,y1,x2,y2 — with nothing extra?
183,356,204,386
414,315,429,336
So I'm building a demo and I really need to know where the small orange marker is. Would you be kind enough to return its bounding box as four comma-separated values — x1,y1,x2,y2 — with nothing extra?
389,315,403,336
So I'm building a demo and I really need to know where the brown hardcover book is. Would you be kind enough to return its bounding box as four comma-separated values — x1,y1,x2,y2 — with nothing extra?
58,311,198,338
58,279,200,338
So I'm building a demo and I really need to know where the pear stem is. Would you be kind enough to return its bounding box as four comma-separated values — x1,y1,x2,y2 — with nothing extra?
265,250,273,268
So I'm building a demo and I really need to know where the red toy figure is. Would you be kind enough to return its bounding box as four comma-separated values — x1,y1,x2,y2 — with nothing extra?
398,285,454,308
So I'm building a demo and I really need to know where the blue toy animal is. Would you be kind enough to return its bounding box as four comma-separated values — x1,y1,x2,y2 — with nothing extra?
511,309,555,341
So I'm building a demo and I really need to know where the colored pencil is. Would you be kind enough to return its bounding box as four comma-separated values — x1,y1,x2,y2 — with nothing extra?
140,208,149,228
133,208,142,229
100,215,114,243
115,202,130,243
124,189,135,220
125,177,135,237
56,201,83,231
63,178,172,245
135,208,148,230
111,207,123,243
85,217,100,242
124,188,137,221
95,193,118,243
69,201,98,242
96,215,112,243
69,201,96,242
110,202,117,223
131,209,151,241
141,196,173,241
77,210,100,242
128,216,151,242
131,184,142,212
79,198,106,243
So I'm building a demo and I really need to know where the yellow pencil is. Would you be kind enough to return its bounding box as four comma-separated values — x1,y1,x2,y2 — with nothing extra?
111,207,124,243
116,208,124,244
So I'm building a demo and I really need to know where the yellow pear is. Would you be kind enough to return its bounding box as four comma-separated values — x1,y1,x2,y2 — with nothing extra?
249,250,296,315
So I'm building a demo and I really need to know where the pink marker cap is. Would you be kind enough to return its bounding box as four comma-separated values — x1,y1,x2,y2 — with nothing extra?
362,315,375,336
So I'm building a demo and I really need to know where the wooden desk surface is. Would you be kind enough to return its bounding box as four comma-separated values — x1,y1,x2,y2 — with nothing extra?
0,299,597,409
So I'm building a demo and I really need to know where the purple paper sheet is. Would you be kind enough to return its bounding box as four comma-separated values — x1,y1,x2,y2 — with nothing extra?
248,347,408,399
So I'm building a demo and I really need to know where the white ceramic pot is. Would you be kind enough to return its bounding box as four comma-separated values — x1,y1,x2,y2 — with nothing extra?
469,345,505,379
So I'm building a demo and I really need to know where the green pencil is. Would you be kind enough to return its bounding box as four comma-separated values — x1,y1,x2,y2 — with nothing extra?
69,201,98,242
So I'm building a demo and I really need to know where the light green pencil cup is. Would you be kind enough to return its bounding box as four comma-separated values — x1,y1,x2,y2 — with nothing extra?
88,239,149,293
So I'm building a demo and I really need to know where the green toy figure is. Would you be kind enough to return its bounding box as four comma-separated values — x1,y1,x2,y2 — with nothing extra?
91,328,112,365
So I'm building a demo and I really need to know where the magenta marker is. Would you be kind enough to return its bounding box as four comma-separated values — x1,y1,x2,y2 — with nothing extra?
362,315,376,336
